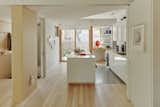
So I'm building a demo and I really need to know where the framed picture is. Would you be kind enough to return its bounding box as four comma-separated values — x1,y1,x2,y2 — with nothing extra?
48,35,54,49
133,24,145,51
101,26,112,35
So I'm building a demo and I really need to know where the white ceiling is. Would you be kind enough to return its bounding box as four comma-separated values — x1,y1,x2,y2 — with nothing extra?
0,3,128,26
83,9,127,20
29,5,128,25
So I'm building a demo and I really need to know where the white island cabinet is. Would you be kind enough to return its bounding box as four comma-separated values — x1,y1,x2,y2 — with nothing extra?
67,55,96,84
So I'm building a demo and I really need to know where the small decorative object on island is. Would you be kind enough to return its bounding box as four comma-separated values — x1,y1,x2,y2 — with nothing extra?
95,40,100,47
74,48,81,54
80,52,86,56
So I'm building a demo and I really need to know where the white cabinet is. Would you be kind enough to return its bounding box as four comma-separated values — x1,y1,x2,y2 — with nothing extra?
67,55,96,84
113,22,127,43
108,52,128,84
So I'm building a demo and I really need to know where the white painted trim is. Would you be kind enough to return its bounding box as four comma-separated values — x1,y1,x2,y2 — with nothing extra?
153,0,160,106
0,0,130,5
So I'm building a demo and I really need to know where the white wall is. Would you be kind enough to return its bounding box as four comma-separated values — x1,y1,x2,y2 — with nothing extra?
59,19,116,29
128,0,153,107
45,19,59,72
0,20,11,32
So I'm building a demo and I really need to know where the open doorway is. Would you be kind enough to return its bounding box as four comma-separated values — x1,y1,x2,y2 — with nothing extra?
0,6,12,107
92,25,126,84
0,4,132,107
90,9,128,86
37,18,46,78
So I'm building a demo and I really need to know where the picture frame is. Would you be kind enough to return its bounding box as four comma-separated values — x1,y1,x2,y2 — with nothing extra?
133,24,145,51
48,35,54,49
101,26,112,35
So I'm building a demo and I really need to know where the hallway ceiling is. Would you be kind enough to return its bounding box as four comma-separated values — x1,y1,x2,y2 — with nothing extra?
0,0,128,26
29,5,128,25
83,9,127,20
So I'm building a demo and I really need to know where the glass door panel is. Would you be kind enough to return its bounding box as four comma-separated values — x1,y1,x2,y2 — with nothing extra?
61,29,75,61
76,29,89,52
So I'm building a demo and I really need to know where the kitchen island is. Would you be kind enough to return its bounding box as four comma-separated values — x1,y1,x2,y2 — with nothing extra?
67,55,96,84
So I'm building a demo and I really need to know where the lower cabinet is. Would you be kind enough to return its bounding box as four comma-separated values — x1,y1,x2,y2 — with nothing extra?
108,51,128,84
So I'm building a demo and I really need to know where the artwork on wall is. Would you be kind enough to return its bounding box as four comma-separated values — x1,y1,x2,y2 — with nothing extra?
48,35,55,49
133,24,145,51
101,26,112,36
100,26,113,46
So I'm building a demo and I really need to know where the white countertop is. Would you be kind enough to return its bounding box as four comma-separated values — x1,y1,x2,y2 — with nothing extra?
67,54,95,59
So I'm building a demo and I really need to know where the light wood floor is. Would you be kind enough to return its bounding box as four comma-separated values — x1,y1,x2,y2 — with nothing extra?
0,63,133,107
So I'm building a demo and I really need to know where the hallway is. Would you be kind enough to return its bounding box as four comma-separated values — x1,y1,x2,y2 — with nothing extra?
0,0,159,106
0,63,132,107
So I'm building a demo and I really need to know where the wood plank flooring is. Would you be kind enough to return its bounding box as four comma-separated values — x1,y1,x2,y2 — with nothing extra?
0,63,133,107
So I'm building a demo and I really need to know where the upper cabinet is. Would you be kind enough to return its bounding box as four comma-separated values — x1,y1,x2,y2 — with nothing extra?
113,22,127,43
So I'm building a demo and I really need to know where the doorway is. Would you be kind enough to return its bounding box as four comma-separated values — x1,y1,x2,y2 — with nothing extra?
37,18,46,78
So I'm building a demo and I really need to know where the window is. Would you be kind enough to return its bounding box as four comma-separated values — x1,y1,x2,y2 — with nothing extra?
76,29,89,52
93,28,101,48
61,29,75,61
60,29,90,61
